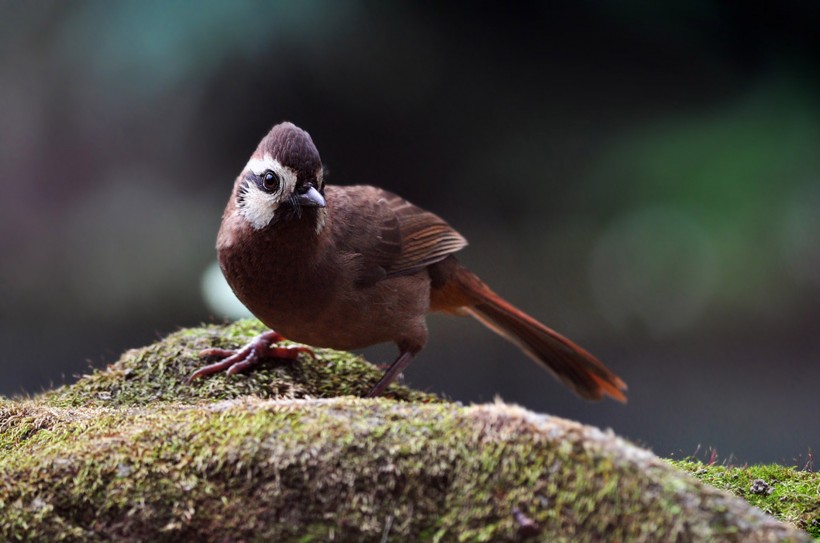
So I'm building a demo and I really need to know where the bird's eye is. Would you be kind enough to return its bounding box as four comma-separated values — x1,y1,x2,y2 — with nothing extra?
262,170,280,192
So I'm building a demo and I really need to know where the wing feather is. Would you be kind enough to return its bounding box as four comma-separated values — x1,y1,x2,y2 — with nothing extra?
329,185,468,282
377,190,467,275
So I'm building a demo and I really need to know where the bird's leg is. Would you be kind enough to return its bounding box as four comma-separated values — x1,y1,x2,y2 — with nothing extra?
366,351,415,397
188,330,315,383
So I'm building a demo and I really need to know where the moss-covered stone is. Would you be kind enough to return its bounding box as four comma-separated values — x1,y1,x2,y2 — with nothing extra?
0,321,813,542
672,460,819,539
42,320,437,407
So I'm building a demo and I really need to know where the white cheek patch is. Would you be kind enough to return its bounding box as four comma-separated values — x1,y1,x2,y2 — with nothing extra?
239,185,279,230
238,153,298,230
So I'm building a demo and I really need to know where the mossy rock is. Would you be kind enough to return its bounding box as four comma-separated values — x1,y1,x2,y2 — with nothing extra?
673,460,820,539
0,321,813,542
42,319,436,407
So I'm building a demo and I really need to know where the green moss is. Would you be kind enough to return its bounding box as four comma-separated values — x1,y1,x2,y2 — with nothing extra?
0,322,813,542
672,460,820,539
0,398,811,542
42,320,438,407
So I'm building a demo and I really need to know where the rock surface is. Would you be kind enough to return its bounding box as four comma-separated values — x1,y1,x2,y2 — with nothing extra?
0,321,811,542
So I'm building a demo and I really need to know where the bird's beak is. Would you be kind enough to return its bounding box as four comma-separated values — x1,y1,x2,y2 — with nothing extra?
294,186,326,208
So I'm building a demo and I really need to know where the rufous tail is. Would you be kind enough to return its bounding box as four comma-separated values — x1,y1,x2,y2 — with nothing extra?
432,260,627,402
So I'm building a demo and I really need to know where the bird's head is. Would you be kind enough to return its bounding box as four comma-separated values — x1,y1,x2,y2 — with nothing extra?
235,122,327,231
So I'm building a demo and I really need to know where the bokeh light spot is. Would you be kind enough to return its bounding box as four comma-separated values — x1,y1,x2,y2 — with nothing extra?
589,206,718,337
780,182,820,290
201,261,252,320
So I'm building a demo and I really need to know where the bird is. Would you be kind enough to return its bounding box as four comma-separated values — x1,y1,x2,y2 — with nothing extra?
190,121,627,402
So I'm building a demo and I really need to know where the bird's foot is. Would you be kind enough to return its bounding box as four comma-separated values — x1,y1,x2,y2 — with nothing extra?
374,363,406,387
366,351,415,397
188,330,315,383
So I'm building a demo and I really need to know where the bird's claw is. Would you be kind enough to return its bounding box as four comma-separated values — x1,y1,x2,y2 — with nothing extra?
187,330,315,383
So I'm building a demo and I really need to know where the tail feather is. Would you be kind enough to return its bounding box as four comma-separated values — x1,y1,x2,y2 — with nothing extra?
467,299,626,402
431,260,627,402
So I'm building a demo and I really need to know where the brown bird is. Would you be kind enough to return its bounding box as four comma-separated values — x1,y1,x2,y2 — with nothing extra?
190,122,627,402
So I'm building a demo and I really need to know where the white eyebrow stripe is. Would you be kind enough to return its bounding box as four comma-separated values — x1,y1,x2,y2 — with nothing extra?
244,154,277,176
243,153,297,194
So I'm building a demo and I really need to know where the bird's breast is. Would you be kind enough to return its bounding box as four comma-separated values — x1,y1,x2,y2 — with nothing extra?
218,223,337,332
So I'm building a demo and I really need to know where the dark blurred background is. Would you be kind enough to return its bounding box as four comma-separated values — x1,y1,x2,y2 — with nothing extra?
1,1,818,464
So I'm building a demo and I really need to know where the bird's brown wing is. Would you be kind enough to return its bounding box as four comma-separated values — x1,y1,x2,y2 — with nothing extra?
328,185,468,283
378,189,468,275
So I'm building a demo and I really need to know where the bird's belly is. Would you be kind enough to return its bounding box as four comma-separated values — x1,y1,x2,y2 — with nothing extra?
246,281,428,351
262,288,406,350
221,253,331,340
221,243,430,351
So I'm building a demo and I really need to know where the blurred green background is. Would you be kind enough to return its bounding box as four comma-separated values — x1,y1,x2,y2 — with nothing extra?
1,1,818,463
